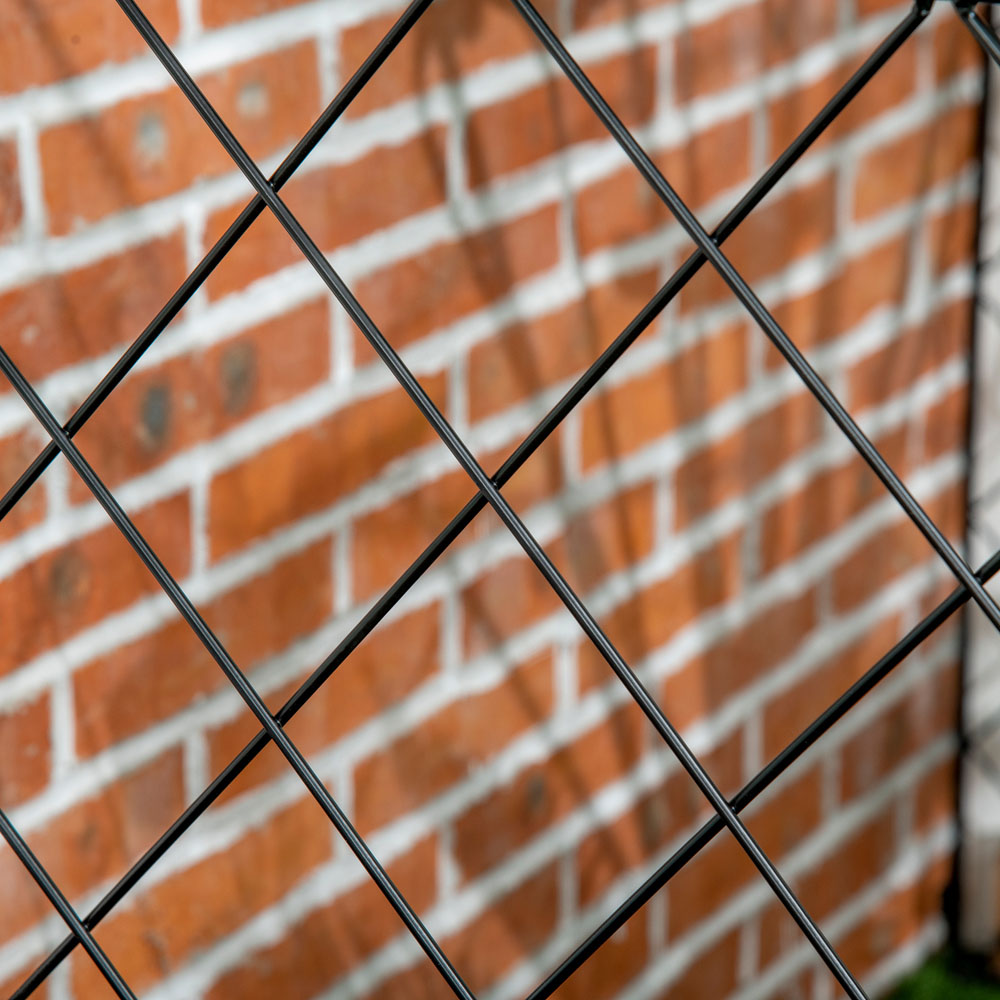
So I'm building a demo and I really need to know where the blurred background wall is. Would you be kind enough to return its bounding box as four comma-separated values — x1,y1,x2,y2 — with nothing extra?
0,0,987,997
961,15,1000,969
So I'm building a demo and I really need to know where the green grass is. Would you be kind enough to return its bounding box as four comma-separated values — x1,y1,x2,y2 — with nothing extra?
888,954,1000,999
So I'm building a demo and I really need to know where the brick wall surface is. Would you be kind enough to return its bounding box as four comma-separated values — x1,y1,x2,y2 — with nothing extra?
0,0,984,998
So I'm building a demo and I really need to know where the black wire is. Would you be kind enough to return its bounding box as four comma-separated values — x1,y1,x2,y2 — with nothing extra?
527,541,1000,1000
109,0,873,995
0,809,136,999
509,0,1000,645
9,8,927,995
2,2,971,998
0,0,435,528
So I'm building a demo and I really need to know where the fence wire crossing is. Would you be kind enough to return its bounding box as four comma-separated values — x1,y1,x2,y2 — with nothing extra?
0,0,997,997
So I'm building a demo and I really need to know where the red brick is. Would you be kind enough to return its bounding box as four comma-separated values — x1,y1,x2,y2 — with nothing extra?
923,384,968,463
0,139,22,244
763,235,912,366
575,0,664,28
0,0,179,94
927,199,978,277
341,891,617,1000
462,551,564,656
766,44,918,161
71,797,332,996
759,427,909,572
847,297,970,411
445,863,560,992
351,437,564,604
479,435,569,516
74,618,213,758
759,894,821,983
751,766,825,862
354,652,553,833
578,532,744,695
208,540,334,667
675,0,838,102
74,539,333,756
831,235,912,328
454,482,656,653
835,854,951,978
831,485,962,613
663,589,818,724
453,703,646,878
556,908,649,1000
205,128,448,299
467,269,662,422
665,771,821,940
581,321,748,471
855,0,907,16
0,428,47,543
657,931,741,998
339,0,559,116
208,374,445,559
575,731,742,906
574,115,753,254
852,103,980,221
0,958,51,1000
914,757,957,834
352,205,560,356
674,393,825,525
466,48,657,188
0,492,190,679
0,232,187,385
797,808,897,919
668,827,757,937
681,173,838,311
361,962,444,1000
204,836,437,1000
932,11,986,83
40,42,321,233
209,604,441,797
0,749,185,944
840,661,958,801
202,0,310,28
0,690,50,806
70,300,330,496
561,481,657,593
762,613,903,761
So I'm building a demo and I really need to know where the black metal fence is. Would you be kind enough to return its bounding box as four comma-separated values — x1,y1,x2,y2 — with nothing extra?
2,1,998,997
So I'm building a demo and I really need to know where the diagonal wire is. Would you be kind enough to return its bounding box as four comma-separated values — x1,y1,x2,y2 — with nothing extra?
958,6,1000,71
0,353,475,998
0,0,435,528
110,2,868,995
9,10,925,996
0,809,136,999
508,0,1000,643
526,541,1000,999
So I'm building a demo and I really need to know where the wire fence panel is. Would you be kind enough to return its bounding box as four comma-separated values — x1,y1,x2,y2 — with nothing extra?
0,1,995,997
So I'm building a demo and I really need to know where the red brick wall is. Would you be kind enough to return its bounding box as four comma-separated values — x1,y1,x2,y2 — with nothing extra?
0,1,983,998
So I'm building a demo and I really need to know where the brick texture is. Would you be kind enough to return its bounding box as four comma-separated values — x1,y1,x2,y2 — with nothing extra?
0,0,979,998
